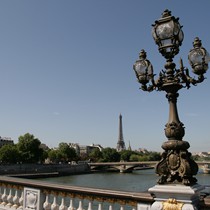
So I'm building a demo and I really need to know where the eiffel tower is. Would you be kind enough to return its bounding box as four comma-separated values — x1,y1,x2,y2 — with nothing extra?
116,114,126,152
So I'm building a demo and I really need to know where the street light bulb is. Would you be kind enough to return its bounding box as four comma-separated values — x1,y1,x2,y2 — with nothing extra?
152,9,184,59
188,37,210,75
133,50,153,86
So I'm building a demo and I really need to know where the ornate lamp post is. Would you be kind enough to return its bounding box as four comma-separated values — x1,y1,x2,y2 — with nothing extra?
133,10,210,186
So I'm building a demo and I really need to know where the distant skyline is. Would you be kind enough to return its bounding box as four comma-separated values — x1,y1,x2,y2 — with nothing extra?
0,1,210,152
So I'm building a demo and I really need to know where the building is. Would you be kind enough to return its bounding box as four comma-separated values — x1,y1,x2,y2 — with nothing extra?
69,143,103,156
116,114,126,152
0,136,14,147
127,141,132,151
69,143,80,155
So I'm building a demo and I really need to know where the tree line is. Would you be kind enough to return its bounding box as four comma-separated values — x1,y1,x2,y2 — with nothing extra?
0,133,162,164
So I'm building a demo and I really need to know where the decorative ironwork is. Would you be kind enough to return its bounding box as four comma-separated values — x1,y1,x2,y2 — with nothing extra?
133,9,210,185
162,198,184,210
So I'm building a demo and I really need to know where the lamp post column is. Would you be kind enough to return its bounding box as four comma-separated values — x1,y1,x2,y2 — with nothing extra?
165,92,183,140
156,89,198,186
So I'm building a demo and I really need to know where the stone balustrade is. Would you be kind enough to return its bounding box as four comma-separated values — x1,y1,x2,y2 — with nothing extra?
0,176,209,210
0,176,154,210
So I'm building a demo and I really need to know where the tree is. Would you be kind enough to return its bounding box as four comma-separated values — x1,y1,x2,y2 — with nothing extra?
147,152,161,161
57,142,77,163
101,148,120,162
0,144,20,164
17,133,44,163
89,148,102,162
129,151,161,161
120,150,134,161
48,149,60,163
129,154,139,162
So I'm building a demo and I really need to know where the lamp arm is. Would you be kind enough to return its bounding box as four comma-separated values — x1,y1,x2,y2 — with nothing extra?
178,58,206,88
180,68,205,87
138,73,156,92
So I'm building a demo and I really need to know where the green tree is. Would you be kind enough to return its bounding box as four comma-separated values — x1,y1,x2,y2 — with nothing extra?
0,144,20,164
17,133,44,163
101,148,120,162
89,148,103,162
138,155,149,161
147,152,161,161
129,151,161,161
48,149,60,163
57,142,77,162
79,152,89,161
120,150,134,161
129,154,139,161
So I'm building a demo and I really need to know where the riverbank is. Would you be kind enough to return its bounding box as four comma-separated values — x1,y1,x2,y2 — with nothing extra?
1,163,156,178
0,163,91,178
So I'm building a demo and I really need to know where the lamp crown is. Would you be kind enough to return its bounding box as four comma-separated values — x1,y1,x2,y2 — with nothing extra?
161,9,171,18
193,37,202,48
139,49,147,59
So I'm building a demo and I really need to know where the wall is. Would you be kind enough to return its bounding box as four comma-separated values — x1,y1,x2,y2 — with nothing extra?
0,163,90,177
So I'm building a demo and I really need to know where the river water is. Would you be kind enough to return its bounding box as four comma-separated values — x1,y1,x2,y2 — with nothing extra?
38,169,210,192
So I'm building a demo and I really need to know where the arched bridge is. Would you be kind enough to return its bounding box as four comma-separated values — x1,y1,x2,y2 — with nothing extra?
88,161,157,173
88,161,210,173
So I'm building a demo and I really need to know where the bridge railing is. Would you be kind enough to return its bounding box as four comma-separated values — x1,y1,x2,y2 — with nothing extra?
0,175,210,210
0,176,154,210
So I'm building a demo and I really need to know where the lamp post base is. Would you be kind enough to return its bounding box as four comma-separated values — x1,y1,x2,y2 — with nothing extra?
148,184,204,210
156,139,198,185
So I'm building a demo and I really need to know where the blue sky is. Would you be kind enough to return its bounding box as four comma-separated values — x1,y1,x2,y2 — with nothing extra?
0,1,210,152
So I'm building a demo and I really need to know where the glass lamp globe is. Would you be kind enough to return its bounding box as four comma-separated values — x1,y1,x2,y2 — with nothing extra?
133,50,153,86
152,9,184,59
188,37,210,75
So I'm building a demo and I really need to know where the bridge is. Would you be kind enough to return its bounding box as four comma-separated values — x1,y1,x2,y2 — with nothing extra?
88,161,210,173
0,172,209,210
0,162,208,209
89,161,157,172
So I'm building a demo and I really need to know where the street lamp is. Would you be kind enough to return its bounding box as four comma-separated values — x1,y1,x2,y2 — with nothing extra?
133,9,210,186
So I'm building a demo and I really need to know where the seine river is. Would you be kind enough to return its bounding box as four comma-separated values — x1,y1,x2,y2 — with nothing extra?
38,169,210,192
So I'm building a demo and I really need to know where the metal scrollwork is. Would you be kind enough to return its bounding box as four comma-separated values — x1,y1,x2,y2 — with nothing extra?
162,198,184,210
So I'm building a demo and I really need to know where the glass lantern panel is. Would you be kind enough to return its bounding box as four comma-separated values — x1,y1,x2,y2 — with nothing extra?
189,50,203,64
147,63,153,75
173,23,180,35
161,39,172,48
205,50,210,63
178,29,184,42
151,27,157,40
134,61,147,75
156,20,174,39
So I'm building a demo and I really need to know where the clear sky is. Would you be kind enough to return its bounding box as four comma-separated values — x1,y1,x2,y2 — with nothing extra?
0,0,210,152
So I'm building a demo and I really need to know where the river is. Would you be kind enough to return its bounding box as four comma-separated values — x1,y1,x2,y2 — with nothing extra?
38,169,210,192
